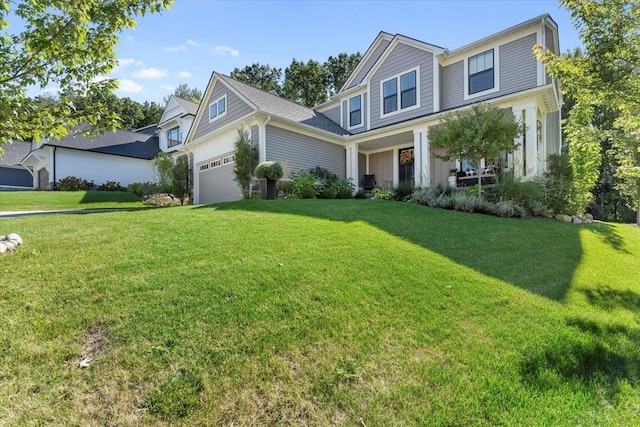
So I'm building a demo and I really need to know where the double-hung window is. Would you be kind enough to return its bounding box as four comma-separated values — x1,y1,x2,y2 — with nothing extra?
167,126,181,148
382,69,418,116
209,94,227,122
349,95,362,127
468,49,494,94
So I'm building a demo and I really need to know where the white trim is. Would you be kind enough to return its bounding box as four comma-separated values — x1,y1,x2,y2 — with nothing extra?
347,94,364,130
340,32,394,93
392,148,399,187
208,93,228,123
379,65,421,119
339,100,344,128
536,25,546,87
223,154,236,165
463,48,500,101
366,81,371,131
210,158,222,168
432,61,440,113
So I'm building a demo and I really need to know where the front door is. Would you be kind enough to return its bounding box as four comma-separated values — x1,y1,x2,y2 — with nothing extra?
399,147,414,184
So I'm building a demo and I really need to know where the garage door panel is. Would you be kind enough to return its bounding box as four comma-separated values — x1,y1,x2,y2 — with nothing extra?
198,163,242,204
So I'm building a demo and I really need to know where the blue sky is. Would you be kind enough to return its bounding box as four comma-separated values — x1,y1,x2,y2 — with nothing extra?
93,1,583,103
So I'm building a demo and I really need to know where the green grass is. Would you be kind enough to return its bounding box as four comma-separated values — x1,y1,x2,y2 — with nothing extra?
0,190,145,211
1,199,639,425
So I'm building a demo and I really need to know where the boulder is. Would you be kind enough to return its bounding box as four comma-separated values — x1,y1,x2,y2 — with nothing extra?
585,213,594,221
0,243,6,254
2,241,16,251
555,214,572,223
6,233,22,245
572,216,583,224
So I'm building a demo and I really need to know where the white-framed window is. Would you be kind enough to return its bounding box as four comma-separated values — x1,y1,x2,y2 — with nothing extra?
469,49,494,94
199,163,209,172
348,95,362,128
380,66,420,118
209,94,227,122
211,159,221,168
223,154,235,165
167,126,182,148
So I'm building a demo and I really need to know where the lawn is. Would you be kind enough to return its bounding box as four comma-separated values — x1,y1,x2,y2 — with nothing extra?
1,199,639,425
0,190,145,211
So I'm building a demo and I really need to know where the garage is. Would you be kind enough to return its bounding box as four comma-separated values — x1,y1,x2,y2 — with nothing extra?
197,154,242,204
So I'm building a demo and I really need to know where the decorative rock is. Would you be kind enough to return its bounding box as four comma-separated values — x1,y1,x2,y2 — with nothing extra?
585,213,594,221
6,233,22,245
555,214,572,223
2,241,16,251
572,216,583,224
0,243,6,254
277,190,285,200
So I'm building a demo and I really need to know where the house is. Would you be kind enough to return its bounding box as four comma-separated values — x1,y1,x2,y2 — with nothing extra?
181,14,562,204
20,127,162,189
0,141,33,191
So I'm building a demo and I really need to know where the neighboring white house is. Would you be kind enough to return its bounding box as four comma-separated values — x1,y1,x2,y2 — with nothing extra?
0,141,33,191
182,14,562,204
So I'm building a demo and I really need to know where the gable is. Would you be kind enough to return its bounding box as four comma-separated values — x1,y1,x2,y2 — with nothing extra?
190,78,256,142
344,38,392,91
159,96,186,125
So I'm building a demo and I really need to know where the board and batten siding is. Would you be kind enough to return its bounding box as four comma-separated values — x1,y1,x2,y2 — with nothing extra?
441,33,539,110
545,111,560,156
265,125,345,178
430,149,456,188
322,105,341,125
191,81,254,141
342,95,368,134
251,125,259,148
368,150,393,189
346,39,391,90
369,43,434,130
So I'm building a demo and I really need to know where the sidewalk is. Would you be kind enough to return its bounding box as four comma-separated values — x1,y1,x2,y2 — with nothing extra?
0,208,142,218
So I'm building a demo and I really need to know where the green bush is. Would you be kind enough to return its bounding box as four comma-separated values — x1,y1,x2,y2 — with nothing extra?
290,170,320,199
393,181,414,201
372,187,394,200
254,161,283,181
275,179,292,198
128,182,162,197
96,181,125,192
330,178,355,199
143,193,181,206
56,176,94,191
354,189,367,199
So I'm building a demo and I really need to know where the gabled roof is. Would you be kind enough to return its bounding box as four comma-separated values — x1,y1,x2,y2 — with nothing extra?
0,141,31,166
174,96,199,116
216,73,349,136
37,127,160,160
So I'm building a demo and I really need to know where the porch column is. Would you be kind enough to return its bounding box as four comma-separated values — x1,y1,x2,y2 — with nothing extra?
524,106,538,177
413,128,430,187
257,118,268,163
345,142,359,187
512,109,524,177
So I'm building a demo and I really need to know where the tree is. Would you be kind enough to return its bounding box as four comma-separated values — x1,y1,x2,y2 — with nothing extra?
534,0,640,224
233,129,258,199
154,152,173,192
0,0,171,152
429,104,523,198
138,101,164,129
324,52,362,96
171,154,191,204
163,83,202,104
282,59,329,107
231,64,282,94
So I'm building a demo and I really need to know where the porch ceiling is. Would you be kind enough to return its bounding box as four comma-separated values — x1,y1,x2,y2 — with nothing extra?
356,130,414,153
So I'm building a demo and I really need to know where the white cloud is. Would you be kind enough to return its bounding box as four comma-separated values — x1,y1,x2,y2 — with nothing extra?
186,39,197,46
132,67,169,79
214,45,239,57
160,85,175,92
117,79,144,93
164,45,187,52
42,86,60,95
178,71,192,78
118,58,136,67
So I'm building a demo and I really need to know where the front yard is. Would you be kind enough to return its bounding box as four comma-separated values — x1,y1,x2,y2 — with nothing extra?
1,199,639,425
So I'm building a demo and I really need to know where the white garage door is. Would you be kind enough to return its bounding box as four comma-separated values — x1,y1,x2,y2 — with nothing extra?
198,160,242,204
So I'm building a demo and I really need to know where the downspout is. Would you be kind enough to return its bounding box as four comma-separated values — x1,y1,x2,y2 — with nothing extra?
52,147,57,190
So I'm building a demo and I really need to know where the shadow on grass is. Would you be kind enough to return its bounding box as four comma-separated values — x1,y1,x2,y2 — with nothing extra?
583,286,640,313
586,222,629,253
196,199,583,301
79,190,140,204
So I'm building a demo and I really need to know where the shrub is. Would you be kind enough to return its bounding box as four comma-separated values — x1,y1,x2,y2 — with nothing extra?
56,176,94,191
96,181,125,192
494,200,517,217
308,166,338,183
318,184,337,199
393,181,414,201
154,152,173,193
527,200,553,218
276,179,292,198
290,170,319,199
128,182,161,197
330,178,355,199
354,189,367,199
143,193,181,206
371,187,394,200
254,161,284,181
411,186,448,207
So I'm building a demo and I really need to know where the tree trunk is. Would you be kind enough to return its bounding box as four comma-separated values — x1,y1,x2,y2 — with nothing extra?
477,172,482,199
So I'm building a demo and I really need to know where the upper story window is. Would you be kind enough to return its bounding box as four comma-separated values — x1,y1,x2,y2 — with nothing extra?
381,67,419,117
469,49,494,94
167,126,182,148
349,95,362,128
209,94,227,122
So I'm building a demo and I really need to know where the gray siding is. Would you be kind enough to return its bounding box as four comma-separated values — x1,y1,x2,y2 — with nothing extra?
0,167,32,188
441,33,539,111
545,111,561,156
368,151,393,189
266,125,345,178
192,81,254,141
342,94,367,134
441,60,464,110
322,105,341,125
545,26,555,84
369,43,434,130
347,39,391,90
358,153,366,185
430,149,456,188
251,125,259,149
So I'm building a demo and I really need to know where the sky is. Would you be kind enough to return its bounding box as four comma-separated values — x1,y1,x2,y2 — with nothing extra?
51,1,585,104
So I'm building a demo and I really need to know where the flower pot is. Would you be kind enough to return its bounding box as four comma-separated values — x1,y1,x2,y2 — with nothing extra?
448,175,457,188
260,178,278,199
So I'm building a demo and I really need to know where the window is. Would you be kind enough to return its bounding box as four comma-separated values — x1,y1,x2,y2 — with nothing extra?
211,159,221,168
199,163,209,172
349,95,362,127
209,94,227,121
223,154,235,165
468,49,494,94
383,79,397,114
381,68,418,116
167,126,181,148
